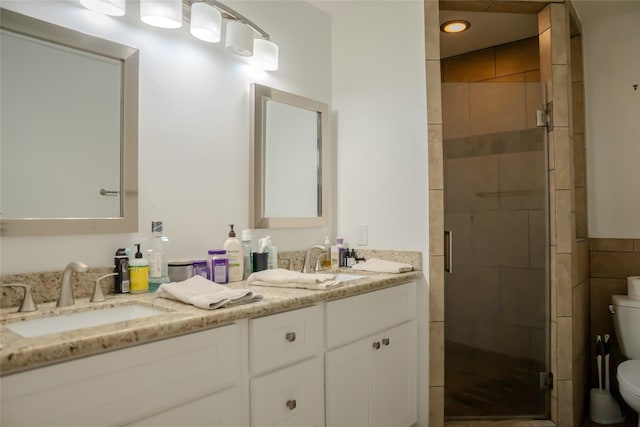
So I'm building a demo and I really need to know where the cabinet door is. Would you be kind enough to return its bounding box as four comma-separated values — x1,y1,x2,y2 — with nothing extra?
251,357,324,427
325,335,371,427
370,321,416,427
128,386,246,427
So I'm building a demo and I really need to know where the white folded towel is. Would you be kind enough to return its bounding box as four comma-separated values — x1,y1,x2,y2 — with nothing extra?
157,276,262,310
246,268,343,290
351,258,413,274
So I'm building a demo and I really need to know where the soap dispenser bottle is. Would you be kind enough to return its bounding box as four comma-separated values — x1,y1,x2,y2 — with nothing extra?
129,244,149,294
224,224,243,282
147,221,170,292
321,236,332,269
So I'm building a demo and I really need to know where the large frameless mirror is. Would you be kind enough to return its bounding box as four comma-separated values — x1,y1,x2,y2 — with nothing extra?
250,83,329,228
0,8,138,236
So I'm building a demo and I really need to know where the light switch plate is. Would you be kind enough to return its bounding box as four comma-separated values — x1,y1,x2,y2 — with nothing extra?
357,224,368,246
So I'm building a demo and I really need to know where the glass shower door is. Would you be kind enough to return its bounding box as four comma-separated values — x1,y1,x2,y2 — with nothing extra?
443,82,549,418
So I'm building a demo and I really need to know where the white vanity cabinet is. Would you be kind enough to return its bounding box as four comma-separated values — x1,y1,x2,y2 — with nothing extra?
249,304,325,427
0,323,248,427
325,282,417,427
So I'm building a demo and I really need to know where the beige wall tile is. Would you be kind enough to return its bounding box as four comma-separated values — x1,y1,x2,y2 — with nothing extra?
575,187,587,239
539,29,552,100
571,81,584,134
554,127,573,190
430,190,444,256
446,265,500,328
530,325,547,366
573,133,585,187
552,65,569,128
445,155,499,212
551,395,558,424
550,3,568,65
577,239,589,283
557,253,573,317
429,124,444,190
473,210,531,268
442,83,469,139
590,238,634,252
525,69,542,82
538,4,551,32
590,251,640,278
572,352,588,427
430,255,444,322
429,385,444,427
548,130,555,172
557,316,573,380
496,37,540,77
556,190,574,254
557,379,574,427
469,83,527,135
430,321,445,386
427,60,443,125
442,47,495,83
484,73,525,83
572,238,579,287
424,0,440,60
570,36,583,83
551,319,558,398
572,281,589,361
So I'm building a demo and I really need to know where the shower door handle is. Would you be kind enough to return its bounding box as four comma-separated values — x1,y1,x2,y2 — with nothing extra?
444,230,453,274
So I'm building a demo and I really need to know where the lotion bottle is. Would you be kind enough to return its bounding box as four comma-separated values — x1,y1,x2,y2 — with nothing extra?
224,224,243,282
129,244,149,294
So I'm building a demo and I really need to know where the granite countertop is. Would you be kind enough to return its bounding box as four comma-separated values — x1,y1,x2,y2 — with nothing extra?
0,270,421,376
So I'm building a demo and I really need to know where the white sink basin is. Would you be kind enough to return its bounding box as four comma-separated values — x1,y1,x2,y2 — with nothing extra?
334,273,366,282
5,304,167,338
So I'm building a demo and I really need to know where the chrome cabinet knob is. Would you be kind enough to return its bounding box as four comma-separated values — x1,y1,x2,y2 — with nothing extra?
382,338,390,346
286,399,297,410
372,341,381,350
285,332,296,342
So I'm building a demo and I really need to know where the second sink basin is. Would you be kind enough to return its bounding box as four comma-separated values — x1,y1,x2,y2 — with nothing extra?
5,304,167,338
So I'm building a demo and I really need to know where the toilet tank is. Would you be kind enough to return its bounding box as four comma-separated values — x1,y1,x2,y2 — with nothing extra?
611,295,640,359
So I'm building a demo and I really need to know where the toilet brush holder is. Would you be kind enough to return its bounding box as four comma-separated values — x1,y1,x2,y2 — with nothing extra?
590,388,625,424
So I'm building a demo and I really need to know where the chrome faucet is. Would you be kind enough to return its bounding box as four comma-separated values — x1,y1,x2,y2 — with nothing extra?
57,261,89,307
302,245,326,274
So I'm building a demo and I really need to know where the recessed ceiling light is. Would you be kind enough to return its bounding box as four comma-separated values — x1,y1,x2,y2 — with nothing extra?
440,20,471,34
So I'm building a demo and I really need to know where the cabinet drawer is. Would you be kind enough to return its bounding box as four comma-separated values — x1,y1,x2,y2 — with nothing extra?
1,323,244,427
326,282,416,348
251,357,324,427
250,304,323,375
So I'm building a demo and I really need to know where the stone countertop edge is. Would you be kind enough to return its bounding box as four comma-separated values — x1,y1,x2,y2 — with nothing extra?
0,270,422,376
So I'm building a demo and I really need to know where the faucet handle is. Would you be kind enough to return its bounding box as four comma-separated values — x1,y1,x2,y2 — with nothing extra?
91,273,117,302
1,283,38,312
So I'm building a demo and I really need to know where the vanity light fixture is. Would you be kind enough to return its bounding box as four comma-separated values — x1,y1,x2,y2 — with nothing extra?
140,0,183,29
81,0,279,71
80,0,125,16
440,19,471,33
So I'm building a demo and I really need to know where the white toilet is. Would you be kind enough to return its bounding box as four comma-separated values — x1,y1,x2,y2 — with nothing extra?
610,294,640,427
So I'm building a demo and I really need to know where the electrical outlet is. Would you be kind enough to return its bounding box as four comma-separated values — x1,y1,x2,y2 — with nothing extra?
357,224,368,246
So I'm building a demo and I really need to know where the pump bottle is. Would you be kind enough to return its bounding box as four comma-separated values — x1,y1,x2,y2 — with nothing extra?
147,221,170,292
224,224,244,282
129,244,149,294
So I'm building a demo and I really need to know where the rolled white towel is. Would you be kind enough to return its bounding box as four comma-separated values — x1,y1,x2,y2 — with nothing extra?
157,275,262,310
246,268,342,290
351,258,413,274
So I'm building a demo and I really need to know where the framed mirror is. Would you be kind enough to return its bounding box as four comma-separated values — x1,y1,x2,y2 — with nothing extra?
250,83,329,229
0,8,138,236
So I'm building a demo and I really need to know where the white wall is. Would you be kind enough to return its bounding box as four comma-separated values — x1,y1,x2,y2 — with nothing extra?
573,1,640,238
0,0,333,274
317,1,429,424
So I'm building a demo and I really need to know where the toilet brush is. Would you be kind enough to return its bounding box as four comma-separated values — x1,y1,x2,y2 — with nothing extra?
604,334,611,391
590,333,624,424
597,335,603,390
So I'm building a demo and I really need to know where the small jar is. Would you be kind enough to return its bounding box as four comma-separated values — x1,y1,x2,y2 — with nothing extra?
168,260,194,283
208,250,229,284
192,260,208,279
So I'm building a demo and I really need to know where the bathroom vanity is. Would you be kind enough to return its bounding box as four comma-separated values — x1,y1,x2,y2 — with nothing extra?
0,272,419,427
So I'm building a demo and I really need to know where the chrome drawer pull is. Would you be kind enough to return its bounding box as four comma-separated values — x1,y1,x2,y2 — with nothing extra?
286,399,297,410
372,341,381,350
285,332,296,342
382,338,390,346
